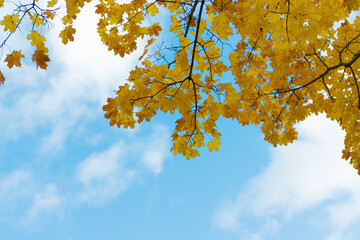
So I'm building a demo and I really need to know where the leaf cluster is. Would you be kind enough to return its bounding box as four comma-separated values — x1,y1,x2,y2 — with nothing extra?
2,0,360,173
0,0,79,80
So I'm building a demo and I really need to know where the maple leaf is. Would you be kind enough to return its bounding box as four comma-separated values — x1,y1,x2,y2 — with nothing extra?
5,50,24,69
59,25,76,44
32,49,50,69
47,0,57,7
66,0,81,18
0,71,5,85
147,3,159,17
207,138,221,152
44,11,55,20
30,14,43,27
0,14,20,32
27,30,46,48
0,0,4,8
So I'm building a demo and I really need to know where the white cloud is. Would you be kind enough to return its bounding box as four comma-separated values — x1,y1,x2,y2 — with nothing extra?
0,1,141,153
141,149,166,174
25,183,63,219
0,170,35,203
0,170,63,227
0,123,170,227
75,141,136,205
140,124,170,174
213,201,241,231
0,0,172,228
325,190,360,236
75,124,170,205
213,115,360,239
39,123,69,156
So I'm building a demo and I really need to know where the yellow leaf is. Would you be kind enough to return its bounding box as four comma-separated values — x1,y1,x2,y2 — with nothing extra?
0,14,20,32
62,16,73,25
59,25,76,44
30,14,43,27
47,0,57,7
5,50,24,69
147,4,159,17
66,0,81,18
207,138,221,152
27,30,46,48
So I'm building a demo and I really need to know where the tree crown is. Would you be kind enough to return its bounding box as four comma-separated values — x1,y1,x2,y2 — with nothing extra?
1,0,360,173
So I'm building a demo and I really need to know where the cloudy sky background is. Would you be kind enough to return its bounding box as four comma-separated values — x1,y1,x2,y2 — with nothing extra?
1,2,360,240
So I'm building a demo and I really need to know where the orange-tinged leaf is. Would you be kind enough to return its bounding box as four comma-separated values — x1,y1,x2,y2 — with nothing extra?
139,38,156,60
0,71,5,85
5,50,24,69
44,10,55,20
32,49,50,69
139,48,148,60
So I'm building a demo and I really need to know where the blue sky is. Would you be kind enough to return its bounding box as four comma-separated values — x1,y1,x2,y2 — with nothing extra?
2,3,360,240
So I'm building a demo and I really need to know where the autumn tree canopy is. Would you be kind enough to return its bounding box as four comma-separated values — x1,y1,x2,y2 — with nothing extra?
2,0,360,172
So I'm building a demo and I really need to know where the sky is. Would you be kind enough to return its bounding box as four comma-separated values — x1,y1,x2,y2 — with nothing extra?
1,3,360,240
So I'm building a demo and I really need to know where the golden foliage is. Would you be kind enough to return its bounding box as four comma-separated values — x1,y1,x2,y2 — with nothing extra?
2,0,360,173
